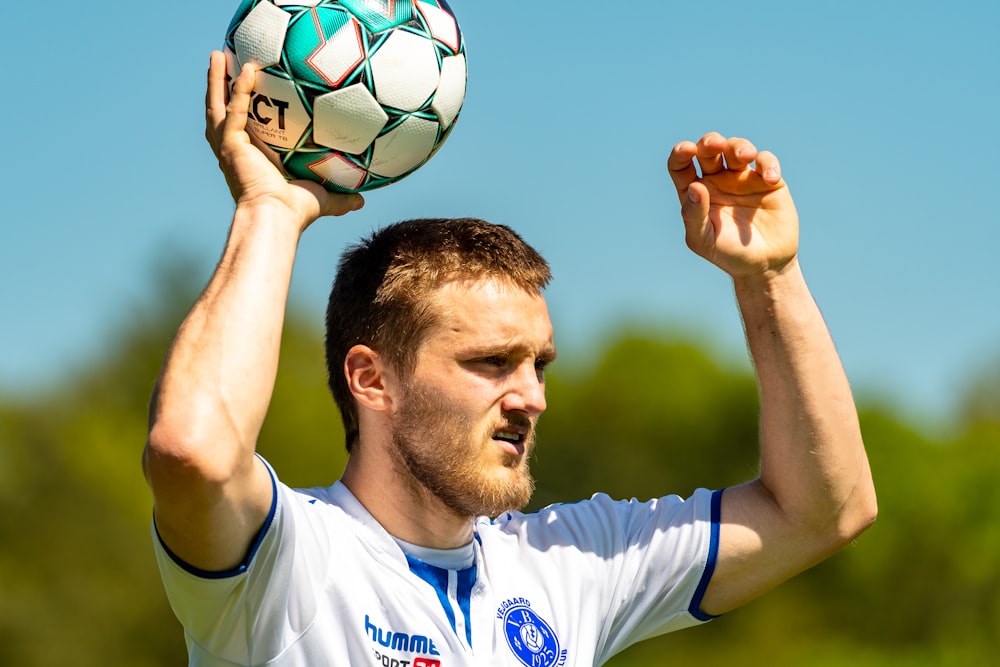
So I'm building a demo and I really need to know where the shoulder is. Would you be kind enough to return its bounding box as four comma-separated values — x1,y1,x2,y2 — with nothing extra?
477,488,721,555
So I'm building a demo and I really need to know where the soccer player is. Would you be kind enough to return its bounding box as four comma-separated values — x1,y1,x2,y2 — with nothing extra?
143,52,877,666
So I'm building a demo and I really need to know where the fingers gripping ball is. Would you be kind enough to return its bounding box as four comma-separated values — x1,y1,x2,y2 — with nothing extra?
224,0,467,193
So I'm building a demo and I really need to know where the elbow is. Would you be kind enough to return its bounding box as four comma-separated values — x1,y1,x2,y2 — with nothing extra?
829,483,878,548
144,422,206,490
823,450,879,547
847,487,878,541
143,416,245,492
845,457,879,540
786,475,878,553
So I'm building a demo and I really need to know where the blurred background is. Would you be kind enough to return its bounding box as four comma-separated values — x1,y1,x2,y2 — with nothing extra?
1,0,998,664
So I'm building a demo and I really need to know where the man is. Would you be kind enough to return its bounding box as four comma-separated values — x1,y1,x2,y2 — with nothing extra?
143,51,877,666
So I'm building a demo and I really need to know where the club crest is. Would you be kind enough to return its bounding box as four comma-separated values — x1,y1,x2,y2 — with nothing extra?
499,600,567,667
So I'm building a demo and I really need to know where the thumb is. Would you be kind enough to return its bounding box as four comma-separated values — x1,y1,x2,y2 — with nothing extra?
322,192,366,217
680,182,714,256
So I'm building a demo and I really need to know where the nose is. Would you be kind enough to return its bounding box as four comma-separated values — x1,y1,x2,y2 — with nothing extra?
502,360,547,417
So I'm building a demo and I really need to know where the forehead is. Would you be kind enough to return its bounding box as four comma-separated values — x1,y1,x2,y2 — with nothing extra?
425,277,554,352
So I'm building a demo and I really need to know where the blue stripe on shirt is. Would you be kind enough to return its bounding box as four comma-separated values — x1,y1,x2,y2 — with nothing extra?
405,555,476,646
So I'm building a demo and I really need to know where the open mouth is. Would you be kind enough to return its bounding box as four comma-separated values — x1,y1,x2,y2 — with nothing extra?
493,430,525,445
492,423,530,457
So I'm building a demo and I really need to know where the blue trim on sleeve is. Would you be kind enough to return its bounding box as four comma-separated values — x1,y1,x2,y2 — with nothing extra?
153,455,279,580
688,488,724,621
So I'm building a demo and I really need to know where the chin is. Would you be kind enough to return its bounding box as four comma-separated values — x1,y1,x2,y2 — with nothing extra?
476,469,534,516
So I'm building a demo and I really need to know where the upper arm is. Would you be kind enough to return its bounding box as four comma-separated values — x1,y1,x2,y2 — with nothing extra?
697,480,865,617
143,430,275,574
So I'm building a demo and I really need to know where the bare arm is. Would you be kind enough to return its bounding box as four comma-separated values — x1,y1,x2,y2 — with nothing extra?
667,134,877,615
142,52,363,572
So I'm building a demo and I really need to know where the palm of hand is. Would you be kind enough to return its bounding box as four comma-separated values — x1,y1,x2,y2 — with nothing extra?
218,132,328,222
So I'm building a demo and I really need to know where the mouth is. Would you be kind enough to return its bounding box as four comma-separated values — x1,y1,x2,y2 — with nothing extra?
492,422,530,457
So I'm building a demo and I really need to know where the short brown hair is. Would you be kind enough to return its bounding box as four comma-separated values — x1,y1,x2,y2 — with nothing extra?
325,218,551,450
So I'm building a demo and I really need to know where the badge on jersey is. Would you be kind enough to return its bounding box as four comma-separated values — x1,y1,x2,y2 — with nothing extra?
498,599,567,667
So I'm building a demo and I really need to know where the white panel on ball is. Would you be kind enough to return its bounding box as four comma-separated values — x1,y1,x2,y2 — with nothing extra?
308,154,367,191
307,20,365,88
415,1,460,54
432,54,466,129
245,72,311,150
233,2,290,69
313,84,389,153
370,117,439,178
370,30,440,112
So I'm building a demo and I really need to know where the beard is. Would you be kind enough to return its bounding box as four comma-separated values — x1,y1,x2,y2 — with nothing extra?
389,379,536,518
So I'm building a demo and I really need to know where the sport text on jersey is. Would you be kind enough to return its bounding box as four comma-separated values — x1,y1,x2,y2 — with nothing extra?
365,614,441,667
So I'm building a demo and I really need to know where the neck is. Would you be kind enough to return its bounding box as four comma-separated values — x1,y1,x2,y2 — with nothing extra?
341,444,475,550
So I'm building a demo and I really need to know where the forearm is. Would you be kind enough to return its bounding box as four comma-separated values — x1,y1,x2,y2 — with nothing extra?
735,259,875,537
148,201,302,476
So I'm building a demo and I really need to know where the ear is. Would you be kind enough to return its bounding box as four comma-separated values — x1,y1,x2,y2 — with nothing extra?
344,345,395,412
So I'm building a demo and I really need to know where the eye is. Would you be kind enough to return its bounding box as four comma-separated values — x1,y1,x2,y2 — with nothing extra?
480,355,509,368
535,350,556,374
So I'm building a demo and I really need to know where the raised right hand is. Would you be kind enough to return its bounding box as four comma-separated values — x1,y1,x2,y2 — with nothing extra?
204,50,364,231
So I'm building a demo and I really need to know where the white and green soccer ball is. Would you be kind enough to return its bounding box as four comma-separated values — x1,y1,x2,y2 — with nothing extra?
223,0,467,193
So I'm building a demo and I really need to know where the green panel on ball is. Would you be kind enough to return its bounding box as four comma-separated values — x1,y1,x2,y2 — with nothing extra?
338,0,412,33
284,7,356,87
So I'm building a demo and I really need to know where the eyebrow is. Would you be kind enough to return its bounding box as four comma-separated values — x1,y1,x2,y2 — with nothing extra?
462,341,557,363
537,344,558,365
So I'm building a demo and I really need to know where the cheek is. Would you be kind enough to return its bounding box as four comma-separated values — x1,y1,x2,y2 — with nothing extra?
442,372,502,411
408,365,504,426
405,378,494,433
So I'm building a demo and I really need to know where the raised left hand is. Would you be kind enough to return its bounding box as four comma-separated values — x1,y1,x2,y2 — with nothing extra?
667,133,798,278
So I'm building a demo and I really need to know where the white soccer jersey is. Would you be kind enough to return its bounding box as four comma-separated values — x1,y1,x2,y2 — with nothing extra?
153,461,722,667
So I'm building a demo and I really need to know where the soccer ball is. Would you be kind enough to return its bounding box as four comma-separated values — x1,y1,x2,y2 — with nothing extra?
223,0,467,193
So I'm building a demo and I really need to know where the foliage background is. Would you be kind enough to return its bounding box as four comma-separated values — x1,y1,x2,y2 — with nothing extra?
2,271,998,666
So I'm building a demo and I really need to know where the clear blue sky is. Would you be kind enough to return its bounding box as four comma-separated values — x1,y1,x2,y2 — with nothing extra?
2,1,997,429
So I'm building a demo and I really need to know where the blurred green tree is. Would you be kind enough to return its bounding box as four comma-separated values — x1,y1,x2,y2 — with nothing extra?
0,265,195,666
532,331,760,508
